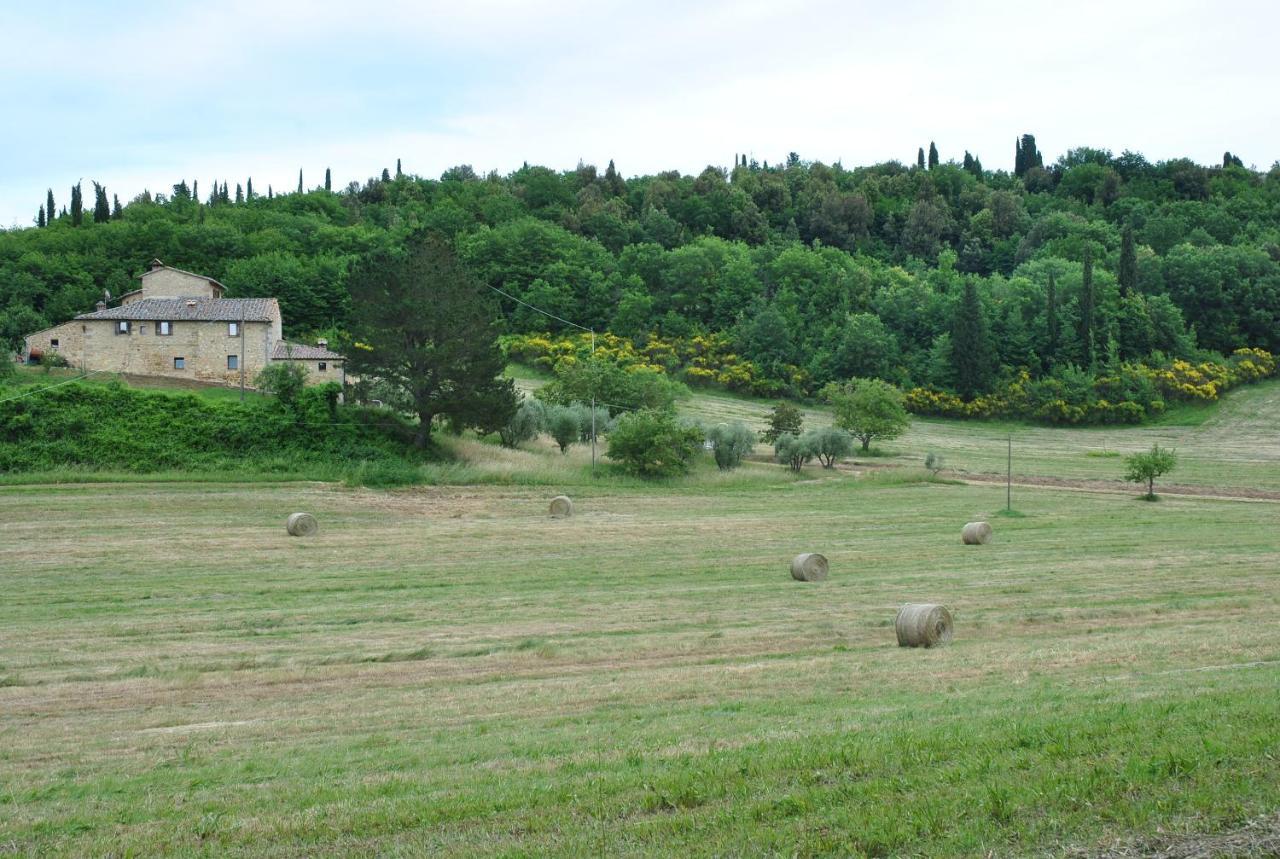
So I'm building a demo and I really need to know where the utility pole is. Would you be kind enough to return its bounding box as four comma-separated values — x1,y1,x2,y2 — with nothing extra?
590,329,596,477
1006,434,1012,512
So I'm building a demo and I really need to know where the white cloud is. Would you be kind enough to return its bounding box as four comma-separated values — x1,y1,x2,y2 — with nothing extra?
3,0,1278,226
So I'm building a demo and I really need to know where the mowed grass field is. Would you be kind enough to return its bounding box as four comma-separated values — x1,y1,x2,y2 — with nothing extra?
2,376,1280,855
2,446,1279,855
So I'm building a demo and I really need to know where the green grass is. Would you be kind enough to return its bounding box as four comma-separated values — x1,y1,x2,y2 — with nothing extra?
1,463,1278,856
1,366,1278,855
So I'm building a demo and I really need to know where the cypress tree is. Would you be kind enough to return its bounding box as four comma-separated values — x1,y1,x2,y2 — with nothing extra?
381,167,391,182
46,189,56,224
951,280,995,398
324,168,331,191
1079,244,1096,367
916,147,925,170
246,178,254,199
297,169,303,193
92,182,110,223
1014,138,1023,176
962,151,973,171
928,141,939,169
112,194,122,218
192,179,198,202
235,183,244,204
1119,225,1137,296
37,205,46,228
268,185,273,200
1045,270,1059,369
396,158,402,177
973,156,983,176
70,182,83,226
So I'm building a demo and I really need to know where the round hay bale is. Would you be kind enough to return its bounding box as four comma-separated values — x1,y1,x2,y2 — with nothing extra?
790,552,829,582
549,495,574,518
895,603,954,648
286,512,318,537
961,521,992,545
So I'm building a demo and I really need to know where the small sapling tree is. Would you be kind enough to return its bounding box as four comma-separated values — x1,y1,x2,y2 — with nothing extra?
760,401,803,443
1125,444,1177,500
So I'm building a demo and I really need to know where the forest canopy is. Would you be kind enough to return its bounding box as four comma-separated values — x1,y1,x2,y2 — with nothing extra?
5,140,1280,423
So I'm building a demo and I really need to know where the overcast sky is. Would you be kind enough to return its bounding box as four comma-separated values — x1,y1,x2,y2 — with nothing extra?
3,0,1278,227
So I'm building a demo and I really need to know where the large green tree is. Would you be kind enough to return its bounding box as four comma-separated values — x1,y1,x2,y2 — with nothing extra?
343,234,517,447
825,377,910,452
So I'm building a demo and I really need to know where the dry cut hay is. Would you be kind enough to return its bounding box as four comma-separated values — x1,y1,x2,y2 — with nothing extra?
961,521,993,545
790,552,829,582
549,495,574,518
286,512,318,537
895,603,954,647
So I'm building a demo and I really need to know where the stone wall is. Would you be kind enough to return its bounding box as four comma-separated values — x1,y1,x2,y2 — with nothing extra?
26,319,278,385
124,268,220,303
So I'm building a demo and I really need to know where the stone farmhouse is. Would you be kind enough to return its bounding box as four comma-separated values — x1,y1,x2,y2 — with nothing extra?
22,260,345,387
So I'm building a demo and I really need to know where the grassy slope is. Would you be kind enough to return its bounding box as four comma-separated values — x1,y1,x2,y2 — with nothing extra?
509,365,1280,490
1,432,1279,852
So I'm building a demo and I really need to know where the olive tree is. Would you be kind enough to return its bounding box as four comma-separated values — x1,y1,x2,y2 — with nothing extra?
544,404,581,454
774,432,815,472
805,426,854,469
499,396,545,447
706,421,756,470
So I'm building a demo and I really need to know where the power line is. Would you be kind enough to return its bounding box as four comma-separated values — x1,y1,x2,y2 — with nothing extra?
485,284,593,333
0,371,109,404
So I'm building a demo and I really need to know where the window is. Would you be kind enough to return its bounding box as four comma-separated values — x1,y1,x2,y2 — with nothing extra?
139,324,148,335
318,362,327,372
50,338,59,348
227,355,238,370
157,321,172,336
228,322,239,336
173,357,185,369
116,321,130,335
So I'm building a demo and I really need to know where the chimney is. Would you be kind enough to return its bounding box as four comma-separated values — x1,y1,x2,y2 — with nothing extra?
317,338,328,349
96,300,107,312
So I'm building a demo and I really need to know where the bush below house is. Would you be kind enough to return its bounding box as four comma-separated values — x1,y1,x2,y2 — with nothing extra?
0,381,423,478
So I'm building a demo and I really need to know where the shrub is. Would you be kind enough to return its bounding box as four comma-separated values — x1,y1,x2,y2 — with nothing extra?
544,405,580,454
706,421,756,470
925,451,945,475
774,432,814,472
806,426,853,468
499,396,545,447
605,408,704,478
255,362,308,410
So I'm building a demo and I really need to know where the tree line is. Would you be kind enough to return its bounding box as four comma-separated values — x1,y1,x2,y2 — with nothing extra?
4,137,1280,406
